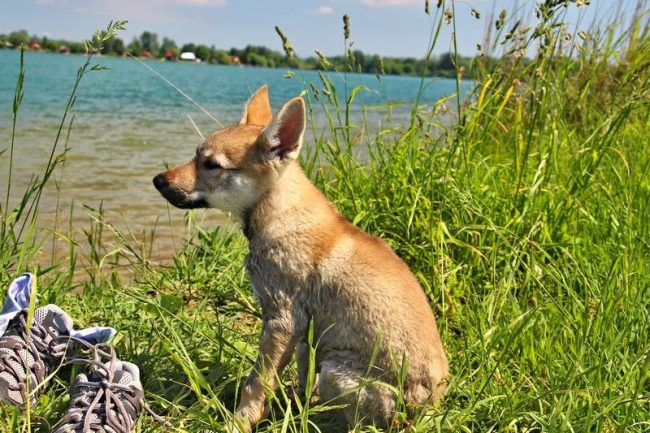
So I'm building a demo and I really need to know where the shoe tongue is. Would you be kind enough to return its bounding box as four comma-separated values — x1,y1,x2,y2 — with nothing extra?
72,372,90,388
112,369,134,386
33,305,74,336
89,362,134,386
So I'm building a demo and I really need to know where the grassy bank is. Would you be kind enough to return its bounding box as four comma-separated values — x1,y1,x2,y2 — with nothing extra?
1,2,649,432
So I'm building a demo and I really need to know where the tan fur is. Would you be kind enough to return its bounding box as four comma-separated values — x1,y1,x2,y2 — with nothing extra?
153,86,448,432
239,85,273,127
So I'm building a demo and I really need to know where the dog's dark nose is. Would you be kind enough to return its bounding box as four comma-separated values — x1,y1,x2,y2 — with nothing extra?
153,174,168,191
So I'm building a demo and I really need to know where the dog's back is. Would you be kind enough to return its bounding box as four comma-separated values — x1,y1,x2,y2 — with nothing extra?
245,160,448,425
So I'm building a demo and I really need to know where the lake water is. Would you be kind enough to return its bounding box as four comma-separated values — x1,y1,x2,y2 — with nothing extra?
0,50,464,268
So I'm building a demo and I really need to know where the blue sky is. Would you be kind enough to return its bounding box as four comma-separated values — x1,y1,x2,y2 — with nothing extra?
0,0,641,57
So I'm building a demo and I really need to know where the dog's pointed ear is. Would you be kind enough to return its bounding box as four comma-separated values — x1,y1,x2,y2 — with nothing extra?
240,85,272,126
260,96,306,162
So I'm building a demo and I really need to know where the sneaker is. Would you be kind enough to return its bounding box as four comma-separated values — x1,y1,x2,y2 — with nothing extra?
0,274,116,406
51,345,170,433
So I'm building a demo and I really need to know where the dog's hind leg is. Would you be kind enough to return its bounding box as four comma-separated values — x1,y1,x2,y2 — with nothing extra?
318,358,396,428
295,342,317,399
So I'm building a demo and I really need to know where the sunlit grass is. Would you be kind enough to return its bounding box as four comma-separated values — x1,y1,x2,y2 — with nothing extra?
1,2,649,432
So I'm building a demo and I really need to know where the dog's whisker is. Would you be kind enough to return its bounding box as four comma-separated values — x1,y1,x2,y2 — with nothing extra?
186,113,205,140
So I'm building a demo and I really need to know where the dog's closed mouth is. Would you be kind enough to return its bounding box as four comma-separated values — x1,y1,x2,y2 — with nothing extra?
168,195,208,209
153,174,207,209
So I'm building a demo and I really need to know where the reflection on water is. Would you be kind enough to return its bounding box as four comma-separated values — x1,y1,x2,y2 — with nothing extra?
0,50,466,275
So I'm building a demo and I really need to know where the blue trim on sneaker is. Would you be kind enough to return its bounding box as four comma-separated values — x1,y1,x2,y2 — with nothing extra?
0,273,34,335
71,326,117,344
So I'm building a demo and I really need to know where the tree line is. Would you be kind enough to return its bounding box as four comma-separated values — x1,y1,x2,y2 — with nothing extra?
0,29,474,78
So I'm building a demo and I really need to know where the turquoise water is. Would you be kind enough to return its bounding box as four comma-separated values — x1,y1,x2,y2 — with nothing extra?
0,50,464,262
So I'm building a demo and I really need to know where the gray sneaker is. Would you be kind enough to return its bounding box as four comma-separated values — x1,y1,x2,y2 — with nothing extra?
0,274,116,406
51,346,170,433
0,304,75,405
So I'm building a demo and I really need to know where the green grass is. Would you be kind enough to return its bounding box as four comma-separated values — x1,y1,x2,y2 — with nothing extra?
1,2,649,432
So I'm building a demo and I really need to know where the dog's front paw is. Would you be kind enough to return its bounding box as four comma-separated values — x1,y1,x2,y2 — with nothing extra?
230,402,266,433
225,415,251,433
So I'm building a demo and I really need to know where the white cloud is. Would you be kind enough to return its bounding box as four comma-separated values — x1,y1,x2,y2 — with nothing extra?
317,5,334,15
361,0,421,7
72,1,168,22
36,0,69,5
39,0,227,12
172,0,226,6
70,0,227,22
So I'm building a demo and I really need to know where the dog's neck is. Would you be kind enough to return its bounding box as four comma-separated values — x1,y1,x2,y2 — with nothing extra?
241,161,339,243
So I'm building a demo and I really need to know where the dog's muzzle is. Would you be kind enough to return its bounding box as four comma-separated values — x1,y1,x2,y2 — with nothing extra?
153,174,208,209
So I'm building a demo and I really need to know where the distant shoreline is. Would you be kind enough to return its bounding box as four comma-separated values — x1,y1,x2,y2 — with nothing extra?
1,48,477,83
0,29,474,79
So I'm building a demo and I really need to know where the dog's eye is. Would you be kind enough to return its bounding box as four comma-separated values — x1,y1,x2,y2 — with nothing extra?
203,160,222,170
